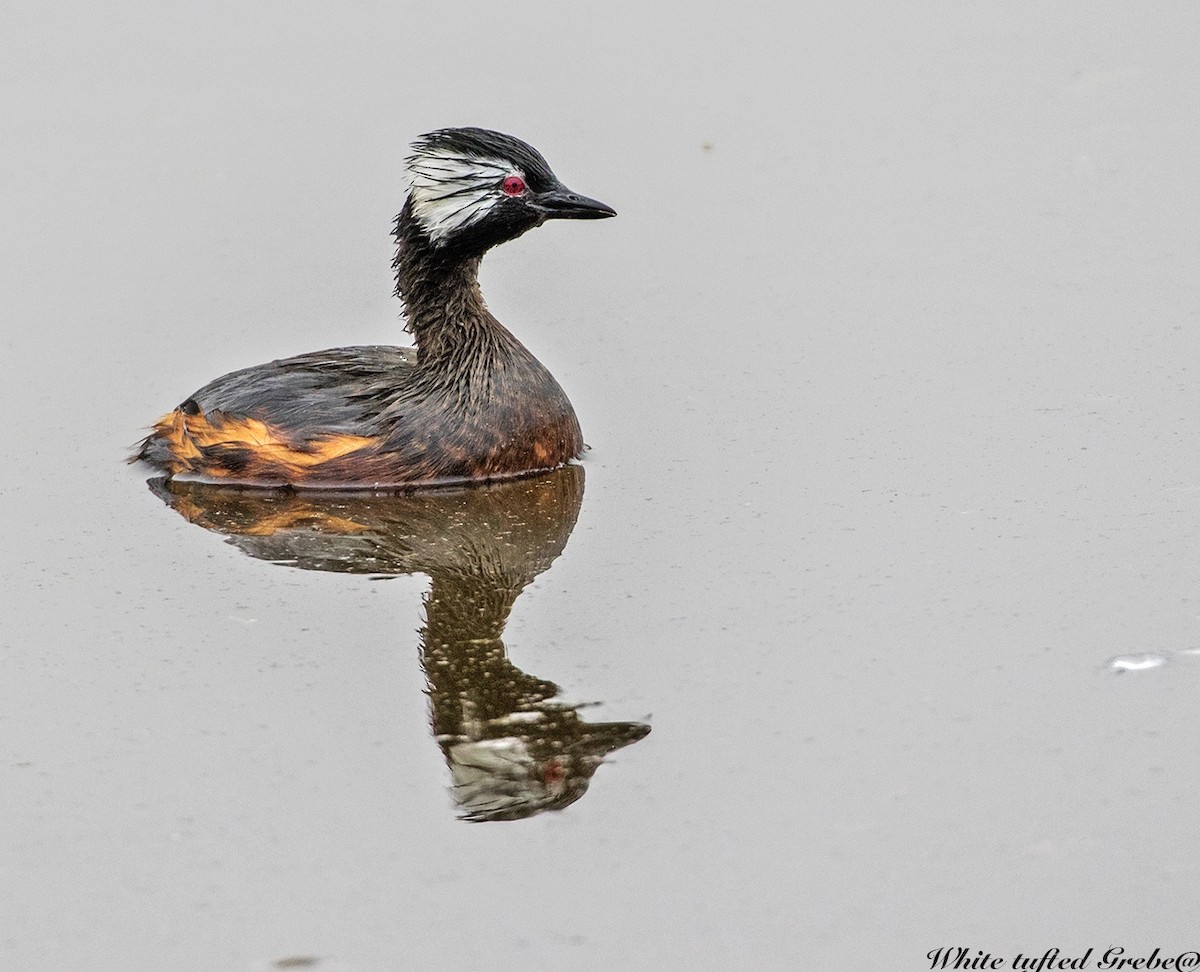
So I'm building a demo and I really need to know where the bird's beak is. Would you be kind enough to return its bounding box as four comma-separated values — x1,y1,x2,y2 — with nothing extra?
534,185,617,220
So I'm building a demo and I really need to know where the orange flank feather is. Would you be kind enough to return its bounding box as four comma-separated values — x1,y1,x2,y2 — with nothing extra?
149,408,376,481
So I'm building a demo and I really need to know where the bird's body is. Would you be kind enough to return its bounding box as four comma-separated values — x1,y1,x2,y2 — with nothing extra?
133,128,614,489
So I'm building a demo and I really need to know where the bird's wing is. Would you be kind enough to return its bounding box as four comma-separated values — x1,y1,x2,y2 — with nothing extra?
180,345,417,437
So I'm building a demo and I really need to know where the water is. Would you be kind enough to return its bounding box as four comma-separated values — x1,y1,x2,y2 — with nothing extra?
4,2,1200,969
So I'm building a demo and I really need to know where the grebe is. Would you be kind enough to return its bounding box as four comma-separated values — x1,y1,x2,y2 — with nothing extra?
133,127,615,488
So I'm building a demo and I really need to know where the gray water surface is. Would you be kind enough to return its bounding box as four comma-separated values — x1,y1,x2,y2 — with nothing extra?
3,2,1200,970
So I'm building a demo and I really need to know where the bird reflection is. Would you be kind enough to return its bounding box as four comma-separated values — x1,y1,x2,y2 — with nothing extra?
148,466,648,821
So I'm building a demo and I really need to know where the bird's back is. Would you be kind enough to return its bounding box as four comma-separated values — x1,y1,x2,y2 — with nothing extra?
179,345,416,433
135,346,416,485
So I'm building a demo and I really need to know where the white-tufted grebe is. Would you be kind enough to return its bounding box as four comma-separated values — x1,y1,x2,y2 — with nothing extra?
133,127,615,489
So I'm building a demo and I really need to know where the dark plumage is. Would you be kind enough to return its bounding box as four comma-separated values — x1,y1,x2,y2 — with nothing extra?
133,127,616,488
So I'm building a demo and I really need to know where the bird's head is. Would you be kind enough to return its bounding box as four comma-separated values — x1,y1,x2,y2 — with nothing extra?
403,127,616,258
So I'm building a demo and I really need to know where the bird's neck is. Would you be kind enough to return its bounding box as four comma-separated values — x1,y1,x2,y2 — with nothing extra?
392,205,520,370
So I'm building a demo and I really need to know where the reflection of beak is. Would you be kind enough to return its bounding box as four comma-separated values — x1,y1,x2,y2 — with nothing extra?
534,185,617,220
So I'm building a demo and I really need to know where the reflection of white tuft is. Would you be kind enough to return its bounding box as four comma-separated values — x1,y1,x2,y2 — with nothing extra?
407,147,520,243
448,738,563,819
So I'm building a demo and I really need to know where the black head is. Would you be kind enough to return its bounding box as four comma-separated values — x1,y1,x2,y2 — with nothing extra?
404,127,615,258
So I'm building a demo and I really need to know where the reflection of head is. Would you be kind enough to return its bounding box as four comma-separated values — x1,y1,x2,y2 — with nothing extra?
448,715,651,823
421,613,651,822
148,466,650,822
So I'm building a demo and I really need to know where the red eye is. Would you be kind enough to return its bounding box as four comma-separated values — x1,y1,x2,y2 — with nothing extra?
502,175,526,196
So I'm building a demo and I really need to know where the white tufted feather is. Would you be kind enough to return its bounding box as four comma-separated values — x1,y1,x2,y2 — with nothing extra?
407,147,521,243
